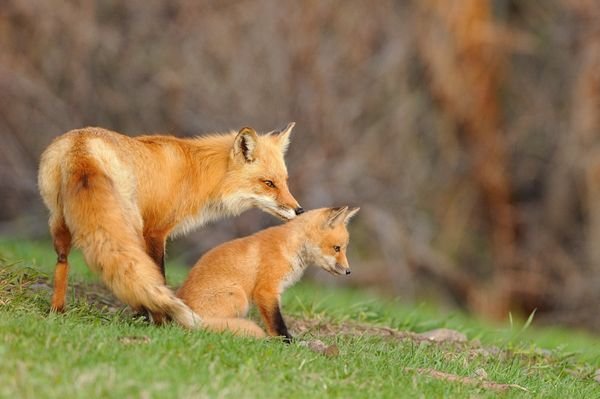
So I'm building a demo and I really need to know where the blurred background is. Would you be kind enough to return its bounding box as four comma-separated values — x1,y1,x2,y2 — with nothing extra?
2,0,600,331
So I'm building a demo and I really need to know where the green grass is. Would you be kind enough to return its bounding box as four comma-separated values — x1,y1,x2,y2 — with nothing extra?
1,238,600,398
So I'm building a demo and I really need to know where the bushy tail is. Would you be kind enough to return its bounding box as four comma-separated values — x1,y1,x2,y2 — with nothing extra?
201,317,266,338
61,157,201,329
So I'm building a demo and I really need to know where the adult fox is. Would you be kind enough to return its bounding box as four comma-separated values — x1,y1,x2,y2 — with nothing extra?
177,206,359,340
38,123,302,328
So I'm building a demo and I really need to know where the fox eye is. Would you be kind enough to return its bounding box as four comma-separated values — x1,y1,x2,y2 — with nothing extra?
264,180,276,188
333,245,341,253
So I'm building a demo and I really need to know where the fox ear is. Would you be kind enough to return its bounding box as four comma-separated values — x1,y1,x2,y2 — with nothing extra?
325,206,349,228
344,207,360,224
274,122,295,154
233,127,258,162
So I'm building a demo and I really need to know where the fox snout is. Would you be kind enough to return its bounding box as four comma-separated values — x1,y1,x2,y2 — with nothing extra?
278,204,303,216
284,205,303,218
256,186,301,221
276,185,302,219
334,263,351,276
272,204,301,221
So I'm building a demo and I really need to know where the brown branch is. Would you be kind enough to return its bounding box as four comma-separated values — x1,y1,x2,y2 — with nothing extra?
405,367,529,392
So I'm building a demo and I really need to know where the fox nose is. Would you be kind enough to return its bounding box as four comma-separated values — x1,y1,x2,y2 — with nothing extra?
295,207,304,215
345,269,351,275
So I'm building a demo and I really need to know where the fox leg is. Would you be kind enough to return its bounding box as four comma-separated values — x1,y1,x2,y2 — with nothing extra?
181,286,266,338
140,231,169,324
254,287,292,343
187,286,250,319
203,318,266,338
50,217,72,312
144,231,167,281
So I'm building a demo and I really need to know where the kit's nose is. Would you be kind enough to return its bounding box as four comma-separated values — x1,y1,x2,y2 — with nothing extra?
346,269,351,275
295,207,304,215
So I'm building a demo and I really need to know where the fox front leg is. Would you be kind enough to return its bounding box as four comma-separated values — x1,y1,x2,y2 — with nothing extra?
144,231,167,282
255,291,293,343
270,305,293,343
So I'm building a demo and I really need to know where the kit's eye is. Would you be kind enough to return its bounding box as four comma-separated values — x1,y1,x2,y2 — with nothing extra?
333,245,341,253
264,180,276,188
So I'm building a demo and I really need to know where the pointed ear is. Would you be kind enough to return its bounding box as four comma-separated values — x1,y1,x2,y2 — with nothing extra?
232,127,258,162
344,207,360,224
325,206,348,228
274,122,295,154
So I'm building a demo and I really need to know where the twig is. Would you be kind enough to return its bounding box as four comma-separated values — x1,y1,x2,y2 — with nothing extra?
405,367,529,392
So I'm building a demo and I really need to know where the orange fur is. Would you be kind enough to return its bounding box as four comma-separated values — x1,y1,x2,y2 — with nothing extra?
177,207,359,339
38,124,300,327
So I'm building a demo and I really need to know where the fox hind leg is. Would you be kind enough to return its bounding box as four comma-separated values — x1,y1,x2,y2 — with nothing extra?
50,216,72,312
142,231,169,324
181,286,266,337
186,285,250,318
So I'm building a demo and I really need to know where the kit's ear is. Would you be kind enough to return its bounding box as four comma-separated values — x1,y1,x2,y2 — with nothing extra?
274,122,295,154
344,207,360,224
325,206,349,228
232,127,258,162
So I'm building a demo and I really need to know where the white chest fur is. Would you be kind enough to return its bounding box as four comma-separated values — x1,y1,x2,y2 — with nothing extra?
278,255,307,294
170,202,227,237
170,194,261,237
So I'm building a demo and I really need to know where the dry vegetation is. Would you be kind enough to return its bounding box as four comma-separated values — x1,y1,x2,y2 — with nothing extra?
1,0,600,330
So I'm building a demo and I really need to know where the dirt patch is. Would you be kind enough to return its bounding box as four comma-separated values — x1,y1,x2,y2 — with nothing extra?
298,339,340,357
70,281,131,314
29,278,135,315
288,317,468,344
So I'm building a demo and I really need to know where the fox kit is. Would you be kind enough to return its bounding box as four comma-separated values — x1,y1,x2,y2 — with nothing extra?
38,123,302,328
177,206,359,340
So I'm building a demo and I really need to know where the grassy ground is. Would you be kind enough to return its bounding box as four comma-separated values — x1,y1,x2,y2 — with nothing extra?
1,238,599,398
